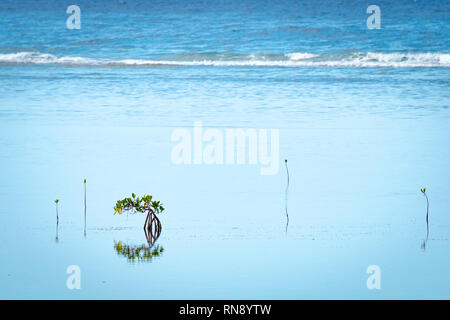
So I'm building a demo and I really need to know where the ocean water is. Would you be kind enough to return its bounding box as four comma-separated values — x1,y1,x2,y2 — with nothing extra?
0,0,449,299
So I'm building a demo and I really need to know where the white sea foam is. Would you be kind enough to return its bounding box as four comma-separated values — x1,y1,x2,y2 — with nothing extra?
0,52,100,65
0,51,449,68
285,52,318,60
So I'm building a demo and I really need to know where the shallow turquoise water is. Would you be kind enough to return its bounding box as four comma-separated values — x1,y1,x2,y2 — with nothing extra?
0,0,449,299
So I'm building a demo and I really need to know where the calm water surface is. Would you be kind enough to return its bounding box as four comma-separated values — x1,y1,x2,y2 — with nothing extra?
0,0,449,299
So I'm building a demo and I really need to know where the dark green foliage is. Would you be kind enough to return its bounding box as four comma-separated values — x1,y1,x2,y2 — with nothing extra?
114,193,164,215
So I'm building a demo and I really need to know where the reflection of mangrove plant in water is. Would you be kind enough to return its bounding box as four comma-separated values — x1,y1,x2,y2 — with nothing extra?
421,188,430,250
114,193,164,232
114,241,164,263
114,227,164,263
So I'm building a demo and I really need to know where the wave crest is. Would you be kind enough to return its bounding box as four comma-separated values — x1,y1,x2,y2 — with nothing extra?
0,51,449,68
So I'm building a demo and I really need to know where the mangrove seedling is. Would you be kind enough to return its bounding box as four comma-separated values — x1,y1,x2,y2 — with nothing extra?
55,199,60,223
421,188,430,240
114,194,164,233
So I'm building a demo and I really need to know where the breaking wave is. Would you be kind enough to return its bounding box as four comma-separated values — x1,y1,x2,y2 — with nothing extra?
0,51,449,68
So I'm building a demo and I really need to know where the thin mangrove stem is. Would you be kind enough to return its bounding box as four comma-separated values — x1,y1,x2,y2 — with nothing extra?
144,212,149,230
55,200,59,224
420,188,429,250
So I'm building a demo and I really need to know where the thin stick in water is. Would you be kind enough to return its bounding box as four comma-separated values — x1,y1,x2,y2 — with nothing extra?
55,199,59,224
421,188,429,240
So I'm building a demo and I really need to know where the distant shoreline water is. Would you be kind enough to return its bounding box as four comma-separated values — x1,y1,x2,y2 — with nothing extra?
1,51,449,68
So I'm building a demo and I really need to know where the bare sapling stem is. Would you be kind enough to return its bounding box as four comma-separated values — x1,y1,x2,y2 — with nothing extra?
55,199,59,224
423,189,429,239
